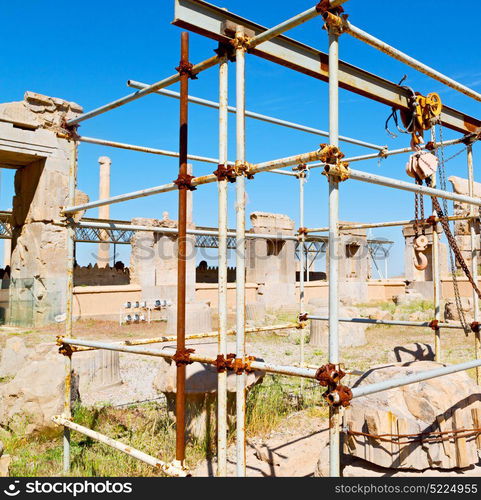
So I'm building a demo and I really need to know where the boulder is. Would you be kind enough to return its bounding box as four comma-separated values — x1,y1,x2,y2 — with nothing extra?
344,361,481,470
154,343,265,439
0,344,79,433
444,298,474,323
387,343,435,363
362,308,393,321
0,337,29,378
309,306,367,348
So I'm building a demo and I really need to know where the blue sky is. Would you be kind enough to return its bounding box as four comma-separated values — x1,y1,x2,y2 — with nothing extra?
1,0,480,275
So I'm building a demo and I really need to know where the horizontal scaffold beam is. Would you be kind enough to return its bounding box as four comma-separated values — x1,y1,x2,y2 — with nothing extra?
173,0,481,135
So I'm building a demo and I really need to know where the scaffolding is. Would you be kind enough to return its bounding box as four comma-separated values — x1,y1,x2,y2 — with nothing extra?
52,0,481,478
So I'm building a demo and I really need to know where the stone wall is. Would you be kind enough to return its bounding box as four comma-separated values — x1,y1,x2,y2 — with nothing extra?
74,264,130,287
0,92,84,326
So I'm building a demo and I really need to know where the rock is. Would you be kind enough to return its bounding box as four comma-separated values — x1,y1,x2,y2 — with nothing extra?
309,306,367,348
362,308,392,321
444,298,473,322
393,292,424,306
74,350,122,392
154,343,264,439
0,344,80,433
0,337,29,378
388,343,435,363
408,311,429,322
344,361,481,471
0,455,11,477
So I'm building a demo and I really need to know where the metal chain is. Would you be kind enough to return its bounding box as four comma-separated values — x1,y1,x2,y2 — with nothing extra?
432,123,472,333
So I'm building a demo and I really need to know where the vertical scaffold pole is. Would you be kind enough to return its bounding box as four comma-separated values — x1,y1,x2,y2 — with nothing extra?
175,31,190,467
431,128,441,362
235,26,247,477
467,145,481,385
299,170,306,369
327,25,341,478
217,54,229,477
63,139,78,474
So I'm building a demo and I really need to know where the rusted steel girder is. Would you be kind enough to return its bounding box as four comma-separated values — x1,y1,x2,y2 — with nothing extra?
173,0,480,135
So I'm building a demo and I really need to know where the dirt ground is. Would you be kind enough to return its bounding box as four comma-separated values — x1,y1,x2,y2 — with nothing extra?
1,316,480,477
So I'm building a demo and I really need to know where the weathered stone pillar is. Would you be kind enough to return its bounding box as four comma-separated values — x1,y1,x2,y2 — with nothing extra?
130,212,196,304
0,92,84,326
403,224,448,299
246,212,296,309
2,239,11,268
325,224,370,304
448,176,481,269
97,156,111,267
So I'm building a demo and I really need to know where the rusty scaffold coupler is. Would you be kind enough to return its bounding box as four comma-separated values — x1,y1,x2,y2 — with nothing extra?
323,384,353,408
315,363,346,387
173,348,195,366
176,60,198,80
174,173,197,191
213,164,237,183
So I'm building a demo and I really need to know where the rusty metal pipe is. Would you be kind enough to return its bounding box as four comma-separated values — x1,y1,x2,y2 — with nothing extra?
175,31,189,466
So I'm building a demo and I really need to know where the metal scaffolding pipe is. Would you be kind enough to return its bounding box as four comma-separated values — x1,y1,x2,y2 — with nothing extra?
248,0,350,48
78,135,297,177
299,171,306,371
307,315,465,330
62,148,328,215
305,214,478,233
66,55,220,126
348,169,481,208
62,140,78,474
327,26,341,478
175,31,189,466
235,27,247,478
52,416,188,477
71,323,300,351
431,129,442,362
127,81,385,150
342,19,481,103
351,357,481,400
59,337,320,379
467,145,481,385
217,55,229,477
78,136,220,165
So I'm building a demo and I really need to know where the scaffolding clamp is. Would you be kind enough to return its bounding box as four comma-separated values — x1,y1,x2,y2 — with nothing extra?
315,363,346,387
231,32,251,52
215,353,236,373
214,42,237,62
56,336,78,357
316,0,345,16
293,163,308,178
176,60,198,80
323,384,353,408
428,319,440,331
213,164,237,183
471,322,481,334
232,356,256,375
174,173,197,191
234,160,255,179
320,144,350,181
297,312,309,329
298,227,308,237
172,348,195,366
462,127,481,146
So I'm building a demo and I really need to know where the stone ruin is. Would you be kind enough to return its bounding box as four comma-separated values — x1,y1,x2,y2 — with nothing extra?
0,92,86,326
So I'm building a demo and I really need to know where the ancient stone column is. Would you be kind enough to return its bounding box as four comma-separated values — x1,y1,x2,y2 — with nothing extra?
0,92,84,326
246,212,297,310
97,156,111,268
